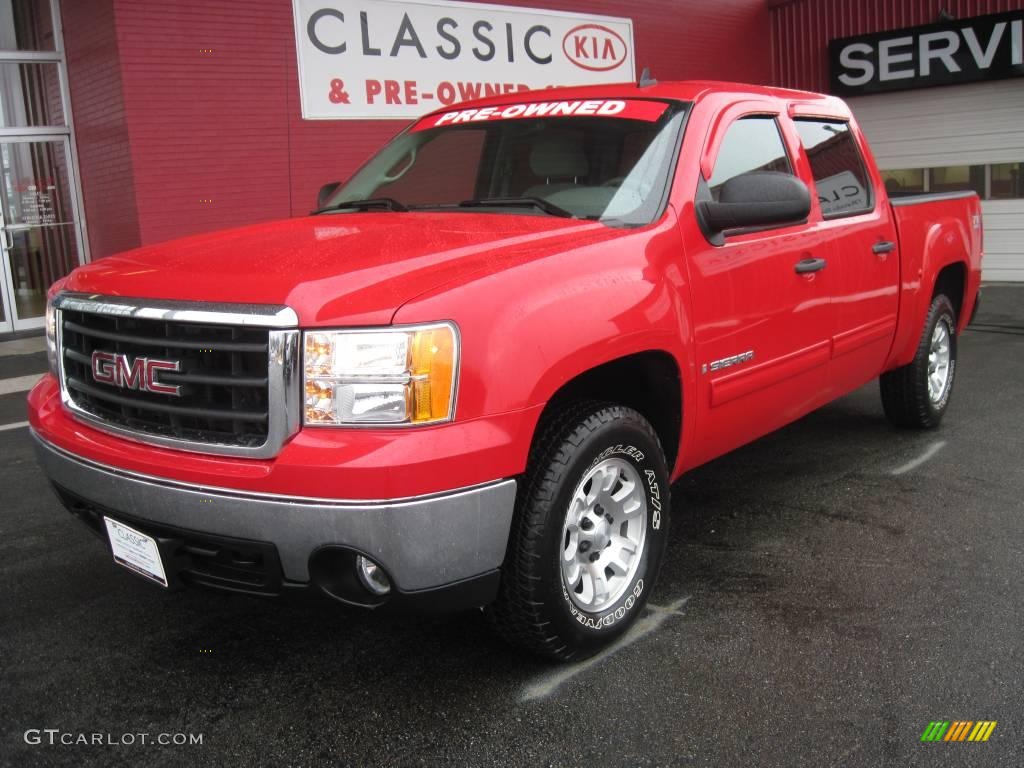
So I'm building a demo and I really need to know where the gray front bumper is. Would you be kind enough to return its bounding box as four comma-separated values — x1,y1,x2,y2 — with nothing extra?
32,432,517,591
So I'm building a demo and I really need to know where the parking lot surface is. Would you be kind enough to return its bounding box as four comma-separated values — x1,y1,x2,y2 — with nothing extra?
1,288,1022,767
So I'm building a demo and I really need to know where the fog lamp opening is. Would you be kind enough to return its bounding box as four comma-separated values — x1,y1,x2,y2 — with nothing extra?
356,555,392,596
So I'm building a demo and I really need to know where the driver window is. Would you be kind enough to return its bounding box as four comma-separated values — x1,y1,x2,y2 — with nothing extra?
708,116,793,201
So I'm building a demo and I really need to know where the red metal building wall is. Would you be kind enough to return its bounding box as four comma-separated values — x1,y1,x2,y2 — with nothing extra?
770,0,1024,93
61,0,771,258
61,0,141,259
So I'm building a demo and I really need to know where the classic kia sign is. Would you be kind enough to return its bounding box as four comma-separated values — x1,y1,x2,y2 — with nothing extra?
829,10,1024,96
292,0,635,119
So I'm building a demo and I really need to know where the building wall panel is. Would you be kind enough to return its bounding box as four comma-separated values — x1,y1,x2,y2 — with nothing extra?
63,0,770,255
60,0,141,259
113,0,294,246
983,202,1024,281
848,80,1024,168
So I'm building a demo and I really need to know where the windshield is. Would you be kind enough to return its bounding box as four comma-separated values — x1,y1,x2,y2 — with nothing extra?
322,98,689,227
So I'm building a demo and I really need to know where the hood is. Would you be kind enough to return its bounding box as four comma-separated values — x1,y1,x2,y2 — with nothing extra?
64,213,622,326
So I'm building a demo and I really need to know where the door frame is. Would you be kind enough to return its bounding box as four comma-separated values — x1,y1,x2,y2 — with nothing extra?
0,0,90,336
0,134,85,331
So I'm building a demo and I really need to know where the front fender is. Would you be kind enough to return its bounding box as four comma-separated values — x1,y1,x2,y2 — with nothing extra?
392,211,693,459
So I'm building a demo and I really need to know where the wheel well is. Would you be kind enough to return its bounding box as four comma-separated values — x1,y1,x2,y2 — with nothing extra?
933,262,966,322
541,351,682,470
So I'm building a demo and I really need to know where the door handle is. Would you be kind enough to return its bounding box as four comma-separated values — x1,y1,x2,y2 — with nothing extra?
872,241,896,255
795,257,827,274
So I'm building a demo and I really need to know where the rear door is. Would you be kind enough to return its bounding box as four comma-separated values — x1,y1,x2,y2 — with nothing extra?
792,118,900,395
683,104,835,466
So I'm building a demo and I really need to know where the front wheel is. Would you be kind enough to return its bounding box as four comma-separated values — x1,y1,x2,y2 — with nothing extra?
486,402,670,660
880,293,958,428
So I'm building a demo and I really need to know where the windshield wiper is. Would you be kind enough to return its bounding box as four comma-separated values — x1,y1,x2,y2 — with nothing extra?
313,197,408,214
458,197,577,219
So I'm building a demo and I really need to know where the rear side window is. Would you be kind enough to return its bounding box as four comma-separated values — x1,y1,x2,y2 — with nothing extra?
708,116,793,201
794,120,873,217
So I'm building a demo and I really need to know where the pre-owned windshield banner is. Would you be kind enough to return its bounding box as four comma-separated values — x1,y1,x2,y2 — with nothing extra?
292,0,635,119
411,99,668,131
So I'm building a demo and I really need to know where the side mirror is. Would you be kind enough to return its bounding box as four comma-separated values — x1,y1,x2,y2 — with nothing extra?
317,181,341,210
700,171,811,233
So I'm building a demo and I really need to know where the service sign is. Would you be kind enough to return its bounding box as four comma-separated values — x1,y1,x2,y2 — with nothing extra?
829,10,1024,96
292,0,635,119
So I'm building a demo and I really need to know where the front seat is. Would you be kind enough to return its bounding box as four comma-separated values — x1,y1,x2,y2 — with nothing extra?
522,133,588,198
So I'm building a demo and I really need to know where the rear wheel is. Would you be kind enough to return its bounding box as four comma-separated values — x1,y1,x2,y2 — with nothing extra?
880,293,958,428
486,401,670,660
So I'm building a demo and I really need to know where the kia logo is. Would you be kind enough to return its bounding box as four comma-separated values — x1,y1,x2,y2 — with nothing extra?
562,24,628,72
91,351,182,397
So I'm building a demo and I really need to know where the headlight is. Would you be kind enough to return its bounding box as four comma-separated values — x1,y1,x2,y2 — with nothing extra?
303,323,458,426
45,298,58,375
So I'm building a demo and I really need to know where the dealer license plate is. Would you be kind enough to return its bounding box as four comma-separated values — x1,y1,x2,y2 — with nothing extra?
103,517,168,588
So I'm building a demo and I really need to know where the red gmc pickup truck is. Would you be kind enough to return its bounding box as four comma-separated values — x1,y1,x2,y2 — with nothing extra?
29,80,982,660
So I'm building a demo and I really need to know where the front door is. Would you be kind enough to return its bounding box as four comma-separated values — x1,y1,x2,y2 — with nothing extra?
0,136,83,331
684,109,835,467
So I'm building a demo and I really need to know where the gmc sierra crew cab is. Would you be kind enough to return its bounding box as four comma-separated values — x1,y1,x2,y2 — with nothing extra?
29,80,982,660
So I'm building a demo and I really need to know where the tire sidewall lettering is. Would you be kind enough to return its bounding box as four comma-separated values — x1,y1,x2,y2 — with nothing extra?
588,443,646,469
561,578,644,630
558,431,668,632
645,469,662,531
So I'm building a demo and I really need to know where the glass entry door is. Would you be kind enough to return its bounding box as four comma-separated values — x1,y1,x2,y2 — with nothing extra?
0,136,82,331
1,0,88,336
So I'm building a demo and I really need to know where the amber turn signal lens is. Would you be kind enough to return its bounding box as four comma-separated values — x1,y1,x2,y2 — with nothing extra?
410,326,456,423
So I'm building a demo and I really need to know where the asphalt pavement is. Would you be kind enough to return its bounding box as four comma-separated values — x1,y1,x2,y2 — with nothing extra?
1,288,1022,767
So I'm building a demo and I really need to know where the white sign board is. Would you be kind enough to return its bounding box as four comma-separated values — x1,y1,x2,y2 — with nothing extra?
20,187,57,226
292,0,635,119
104,517,168,588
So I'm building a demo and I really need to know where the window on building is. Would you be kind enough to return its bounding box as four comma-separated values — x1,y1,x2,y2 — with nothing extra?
794,119,872,217
0,61,65,127
881,164,1024,200
990,163,1024,200
930,165,985,197
881,168,925,197
708,116,792,201
0,0,57,52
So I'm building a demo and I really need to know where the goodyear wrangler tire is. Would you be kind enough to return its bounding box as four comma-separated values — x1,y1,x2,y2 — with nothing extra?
486,401,670,661
880,294,958,429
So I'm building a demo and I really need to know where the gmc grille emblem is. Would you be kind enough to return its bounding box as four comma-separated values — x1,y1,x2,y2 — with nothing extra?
91,351,182,397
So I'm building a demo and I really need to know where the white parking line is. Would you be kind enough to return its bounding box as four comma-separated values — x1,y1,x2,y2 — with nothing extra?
520,596,690,702
0,374,43,395
0,420,29,432
891,440,947,476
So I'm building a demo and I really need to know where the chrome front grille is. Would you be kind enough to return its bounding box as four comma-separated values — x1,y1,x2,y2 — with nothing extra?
54,294,301,458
